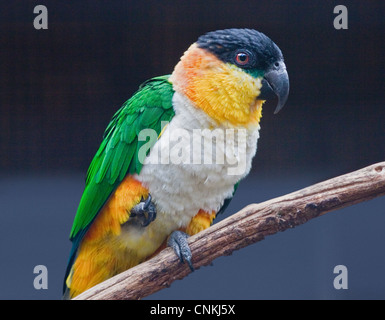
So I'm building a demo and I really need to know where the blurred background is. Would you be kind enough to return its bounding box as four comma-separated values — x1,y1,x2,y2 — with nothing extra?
0,1,384,299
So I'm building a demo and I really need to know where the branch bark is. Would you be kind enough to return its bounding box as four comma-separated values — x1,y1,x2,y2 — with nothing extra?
74,162,385,300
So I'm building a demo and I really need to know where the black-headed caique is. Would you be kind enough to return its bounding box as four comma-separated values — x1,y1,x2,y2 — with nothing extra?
64,28,289,298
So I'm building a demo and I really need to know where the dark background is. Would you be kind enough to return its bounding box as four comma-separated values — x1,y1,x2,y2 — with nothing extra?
0,1,384,299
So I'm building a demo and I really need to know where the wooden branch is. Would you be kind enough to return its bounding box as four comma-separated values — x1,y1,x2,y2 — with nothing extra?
74,162,385,300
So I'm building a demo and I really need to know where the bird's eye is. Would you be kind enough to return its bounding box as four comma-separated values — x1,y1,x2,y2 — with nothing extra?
235,51,250,66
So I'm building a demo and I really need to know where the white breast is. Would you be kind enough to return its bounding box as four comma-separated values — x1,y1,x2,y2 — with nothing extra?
135,92,260,231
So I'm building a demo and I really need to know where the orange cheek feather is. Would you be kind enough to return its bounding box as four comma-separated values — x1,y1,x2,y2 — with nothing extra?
170,45,263,127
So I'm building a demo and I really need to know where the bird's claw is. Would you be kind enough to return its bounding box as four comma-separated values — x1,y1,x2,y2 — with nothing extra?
130,194,157,227
168,230,194,271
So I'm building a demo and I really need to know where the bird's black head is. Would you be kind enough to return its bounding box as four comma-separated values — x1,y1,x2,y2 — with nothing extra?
197,28,289,113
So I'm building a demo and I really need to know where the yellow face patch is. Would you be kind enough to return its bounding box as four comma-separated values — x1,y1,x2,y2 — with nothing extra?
170,45,263,128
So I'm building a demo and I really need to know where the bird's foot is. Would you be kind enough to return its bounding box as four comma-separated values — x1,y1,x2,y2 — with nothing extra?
168,231,194,271
130,194,157,227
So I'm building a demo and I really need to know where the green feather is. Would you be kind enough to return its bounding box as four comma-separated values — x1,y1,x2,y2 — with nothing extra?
120,141,136,180
110,141,129,182
121,116,137,143
140,107,164,128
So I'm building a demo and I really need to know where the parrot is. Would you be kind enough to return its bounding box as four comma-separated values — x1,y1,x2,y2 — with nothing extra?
63,28,289,299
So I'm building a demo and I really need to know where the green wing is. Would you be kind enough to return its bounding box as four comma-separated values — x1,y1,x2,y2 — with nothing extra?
64,76,175,293
69,75,175,240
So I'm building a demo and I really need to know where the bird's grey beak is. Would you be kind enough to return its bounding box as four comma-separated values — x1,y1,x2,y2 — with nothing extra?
259,62,289,114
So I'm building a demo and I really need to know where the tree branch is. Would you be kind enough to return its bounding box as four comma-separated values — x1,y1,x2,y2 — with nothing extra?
74,162,385,300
